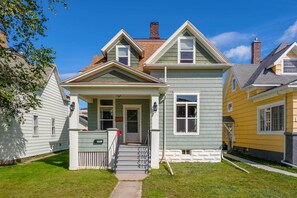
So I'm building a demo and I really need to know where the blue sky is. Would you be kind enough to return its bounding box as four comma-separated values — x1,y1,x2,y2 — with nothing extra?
40,0,297,80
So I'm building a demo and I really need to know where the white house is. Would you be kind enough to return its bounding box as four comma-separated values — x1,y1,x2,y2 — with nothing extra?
0,65,69,164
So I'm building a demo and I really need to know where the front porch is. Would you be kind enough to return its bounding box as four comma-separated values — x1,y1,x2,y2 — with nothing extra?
68,93,162,171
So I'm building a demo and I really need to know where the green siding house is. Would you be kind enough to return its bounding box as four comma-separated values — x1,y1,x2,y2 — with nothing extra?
62,21,231,172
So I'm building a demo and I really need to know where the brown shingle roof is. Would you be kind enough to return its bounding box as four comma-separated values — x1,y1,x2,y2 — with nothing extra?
79,39,166,72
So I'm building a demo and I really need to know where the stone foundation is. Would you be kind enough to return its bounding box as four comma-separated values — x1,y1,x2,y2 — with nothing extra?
159,149,221,162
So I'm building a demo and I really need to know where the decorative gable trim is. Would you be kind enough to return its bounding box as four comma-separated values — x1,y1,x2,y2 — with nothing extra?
63,60,164,84
101,29,144,57
145,20,230,64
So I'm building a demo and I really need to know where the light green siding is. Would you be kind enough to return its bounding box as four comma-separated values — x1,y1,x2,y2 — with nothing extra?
88,99,98,130
81,67,145,82
151,69,223,150
78,131,107,152
156,30,218,64
107,38,139,66
115,99,150,143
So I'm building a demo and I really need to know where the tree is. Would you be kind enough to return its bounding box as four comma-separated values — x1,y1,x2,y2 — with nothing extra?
0,0,66,123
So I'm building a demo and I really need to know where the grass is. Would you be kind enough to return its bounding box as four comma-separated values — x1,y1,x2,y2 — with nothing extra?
143,161,297,198
0,152,118,198
229,151,297,174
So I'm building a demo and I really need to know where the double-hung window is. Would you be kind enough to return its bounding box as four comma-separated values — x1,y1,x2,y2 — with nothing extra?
178,37,195,63
51,118,56,136
99,99,114,130
258,101,285,134
33,115,39,136
116,45,130,66
175,94,199,134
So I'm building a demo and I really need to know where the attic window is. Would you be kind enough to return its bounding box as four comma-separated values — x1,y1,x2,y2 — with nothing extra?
116,45,130,66
283,58,297,74
178,37,195,63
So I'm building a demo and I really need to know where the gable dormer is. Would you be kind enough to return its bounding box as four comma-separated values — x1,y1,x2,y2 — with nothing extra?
101,30,144,66
145,21,230,65
270,42,297,75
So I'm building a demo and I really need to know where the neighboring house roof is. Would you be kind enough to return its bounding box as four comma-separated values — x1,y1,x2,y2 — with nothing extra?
145,20,230,64
80,56,106,72
43,65,69,101
232,64,259,88
79,115,88,127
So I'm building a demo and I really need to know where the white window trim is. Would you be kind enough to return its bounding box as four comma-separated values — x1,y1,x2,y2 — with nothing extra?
281,58,297,75
178,36,196,64
232,77,236,92
32,114,39,137
257,100,286,135
51,117,56,137
173,93,200,135
122,104,142,144
97,98,116,130
116,45,131,66
227,102,233,112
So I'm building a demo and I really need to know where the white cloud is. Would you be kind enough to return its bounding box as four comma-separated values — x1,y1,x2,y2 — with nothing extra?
60,72,78,80
210,32,253,48
224,45,250,61
278,20,297,42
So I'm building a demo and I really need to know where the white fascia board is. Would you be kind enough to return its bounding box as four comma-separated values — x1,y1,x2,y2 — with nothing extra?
101,29,144,57
144,20,230,64
273,42,297,66
248,85,292,102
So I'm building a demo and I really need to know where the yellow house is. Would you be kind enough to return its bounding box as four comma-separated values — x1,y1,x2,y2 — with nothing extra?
223,40,297,166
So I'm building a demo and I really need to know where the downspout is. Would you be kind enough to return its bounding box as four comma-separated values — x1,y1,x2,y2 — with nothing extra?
162,66,167,160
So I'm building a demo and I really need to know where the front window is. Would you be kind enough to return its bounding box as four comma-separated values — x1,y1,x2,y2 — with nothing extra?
117,46,130,65
99,99,114,130
179,37,195,63
283,59,297,74
258,101,285,133
175,94,199,134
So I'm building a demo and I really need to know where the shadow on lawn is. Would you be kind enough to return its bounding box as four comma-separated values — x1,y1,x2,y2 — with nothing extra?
41,151,69,169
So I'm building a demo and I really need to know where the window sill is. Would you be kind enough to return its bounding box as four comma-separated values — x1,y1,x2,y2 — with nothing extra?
257,131,285,135
174,132,199,136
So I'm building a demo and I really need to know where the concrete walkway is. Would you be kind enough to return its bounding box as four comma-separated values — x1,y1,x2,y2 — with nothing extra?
110,173,148,198
224,153,297,178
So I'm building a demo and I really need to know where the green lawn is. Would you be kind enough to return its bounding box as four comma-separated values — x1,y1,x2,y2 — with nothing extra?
143,161,297,198
0,152,117,198
229,151,297,174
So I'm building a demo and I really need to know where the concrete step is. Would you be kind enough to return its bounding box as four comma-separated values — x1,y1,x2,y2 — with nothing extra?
118,152,149,157
115,166,148,172
117,161,149,166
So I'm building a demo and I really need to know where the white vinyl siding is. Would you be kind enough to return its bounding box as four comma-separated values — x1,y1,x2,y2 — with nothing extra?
0,72,69,160
257,101,285,134
282,58,297,74
174,93,199,135
178,37,196,63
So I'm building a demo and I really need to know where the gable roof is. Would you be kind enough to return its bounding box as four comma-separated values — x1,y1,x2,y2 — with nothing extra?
101,29,144,57
144,20,230,64
63,60,166,85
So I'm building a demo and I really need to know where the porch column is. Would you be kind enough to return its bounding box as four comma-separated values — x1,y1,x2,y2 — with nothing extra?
69,95,80,170
151,95,160,169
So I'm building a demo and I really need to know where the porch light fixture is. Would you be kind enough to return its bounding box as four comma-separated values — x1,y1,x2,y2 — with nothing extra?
153,102,158,112
70,102,75,112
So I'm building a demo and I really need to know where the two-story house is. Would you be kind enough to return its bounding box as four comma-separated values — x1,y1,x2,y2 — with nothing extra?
62,21,231,172
223,40,297,166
